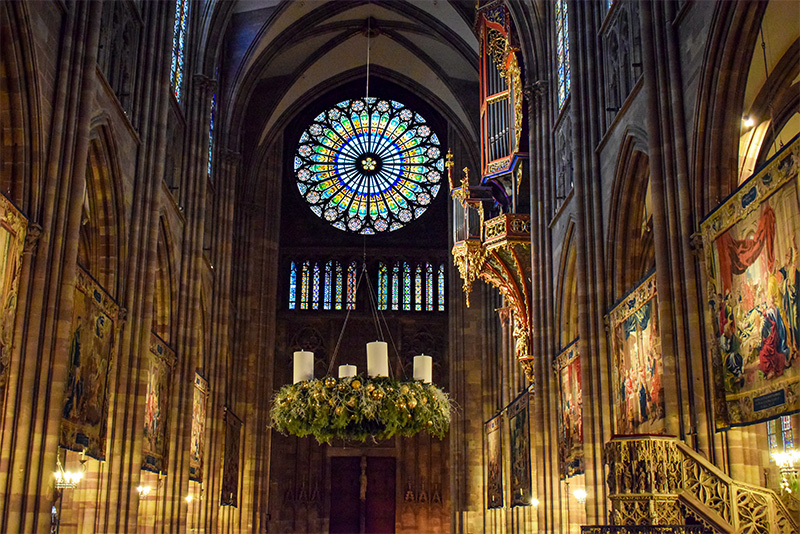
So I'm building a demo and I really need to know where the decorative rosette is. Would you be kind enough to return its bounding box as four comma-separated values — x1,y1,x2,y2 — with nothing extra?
294,97,444,234
270,376,452,443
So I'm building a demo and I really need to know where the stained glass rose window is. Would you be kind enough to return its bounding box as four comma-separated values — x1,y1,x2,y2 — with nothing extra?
294,97,444,234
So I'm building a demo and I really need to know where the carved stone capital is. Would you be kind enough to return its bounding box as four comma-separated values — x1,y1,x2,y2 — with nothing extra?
193,74,217,94
23,223,43,255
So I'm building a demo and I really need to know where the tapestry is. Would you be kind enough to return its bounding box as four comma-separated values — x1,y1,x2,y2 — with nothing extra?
61,267,118,459
508,390,531,506
0,194,26,411
142,333,175,473
486,414,503,509
701,137,800,428
609,272,665,435
221,407,242,506
556,340,584,477
190,372,208,481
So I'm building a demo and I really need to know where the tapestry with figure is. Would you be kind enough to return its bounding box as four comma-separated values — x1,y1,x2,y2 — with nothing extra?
60,267,118,459
701,138,800,428
609,273,665,435
486,414,503,509
0,194,26,414
556,340,584,477
142,333,175,473
190,372,208,481
508,390,531,507
221,407,242,506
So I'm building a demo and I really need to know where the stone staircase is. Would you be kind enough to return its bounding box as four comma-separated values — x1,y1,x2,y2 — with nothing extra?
604,435,799,534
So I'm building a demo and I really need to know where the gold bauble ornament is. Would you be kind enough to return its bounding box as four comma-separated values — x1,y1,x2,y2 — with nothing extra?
324,377,336,388
335,406,344,416
338,383,347,392
351,380,362,390
421,396,428,404
400,385,409,395
408,399,418,409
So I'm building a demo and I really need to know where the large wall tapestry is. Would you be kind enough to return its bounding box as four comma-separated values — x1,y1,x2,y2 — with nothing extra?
556,340,584,477
508,390,531,507
701,138,800,428
486,414,503,509
142,333,175,473
61,267,118,459
221,407,242,506
189,372,208,481
0,194,27,411
609,273,665,434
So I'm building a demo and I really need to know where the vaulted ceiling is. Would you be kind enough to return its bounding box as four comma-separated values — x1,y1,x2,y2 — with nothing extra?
215,0,480,165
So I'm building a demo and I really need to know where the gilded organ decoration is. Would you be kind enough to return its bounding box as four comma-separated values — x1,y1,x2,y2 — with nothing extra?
0,194,27,413
700,137,800,428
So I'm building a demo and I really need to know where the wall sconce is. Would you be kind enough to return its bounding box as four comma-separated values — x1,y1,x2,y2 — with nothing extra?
529,497,540,507
185,494,193,503
742,115,755,129
572,488,587,504
136,485,152,499
54,450,86,489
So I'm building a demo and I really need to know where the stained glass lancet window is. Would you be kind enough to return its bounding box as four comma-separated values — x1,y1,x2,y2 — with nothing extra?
414,265,423,311
300,261,310,310
323,261,333,310
768,415,795,454
289,261,297,309
295,98,444,234
378,262,388,310
402,262,411,311
425,263,434,311
170,0,190,103
556,0,571,110
391,264,400,311
335,261,343,310
208,91,216,179
438,263,445,312
347,261,357,310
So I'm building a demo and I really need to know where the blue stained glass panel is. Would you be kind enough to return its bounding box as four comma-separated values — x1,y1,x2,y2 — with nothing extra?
391,264,400,311
312,263,320,310
208,92,216,179
438,264,445,312
415,265,423,311
170,0,190,103
347,261,357,310
289,261,297,309
300,261,310,310
425,263,433,311
335,262,343,310
324,261,333,310
403,262,411,311
378,262,388,310
556,0,571,110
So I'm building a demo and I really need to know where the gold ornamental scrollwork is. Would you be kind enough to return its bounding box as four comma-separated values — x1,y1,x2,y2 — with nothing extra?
451,240,486,308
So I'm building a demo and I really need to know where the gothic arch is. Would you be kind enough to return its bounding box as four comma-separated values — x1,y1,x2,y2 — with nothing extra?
606,130,654,302
691,1,768,215
0,2,41,213
556,220,579,349
80,124,126,295
153,215,177,344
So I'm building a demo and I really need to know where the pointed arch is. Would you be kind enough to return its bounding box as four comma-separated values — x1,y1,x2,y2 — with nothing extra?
80,123,126,295
153,215,177,343
0,2,42,213
555,219,579,349
606,130,655,302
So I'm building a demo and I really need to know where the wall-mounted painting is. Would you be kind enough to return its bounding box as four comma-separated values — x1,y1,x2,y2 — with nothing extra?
701,136,800,428
0,194,26,414
486,414,503,509
608,272,665,435
555,340,584,477
61,267,118,459
508,390,531,507
142,333,175,473
190,372,209,481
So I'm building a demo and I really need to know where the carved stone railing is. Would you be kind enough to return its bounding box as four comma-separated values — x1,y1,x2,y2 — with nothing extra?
582,527,711,534
604,436,799,534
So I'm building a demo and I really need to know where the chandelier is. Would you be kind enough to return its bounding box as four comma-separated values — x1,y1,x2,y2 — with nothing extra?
270,263,452,443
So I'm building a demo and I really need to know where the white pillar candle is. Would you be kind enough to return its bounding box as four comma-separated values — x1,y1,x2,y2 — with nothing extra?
413,354,433,384
367,341,389,378
293,351,314,383
339,364,357,378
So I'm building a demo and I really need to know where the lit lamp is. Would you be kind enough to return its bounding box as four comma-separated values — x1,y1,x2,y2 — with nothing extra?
772,450,799,494
53,451,86,489
136,485,152,499
573,488,587,504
